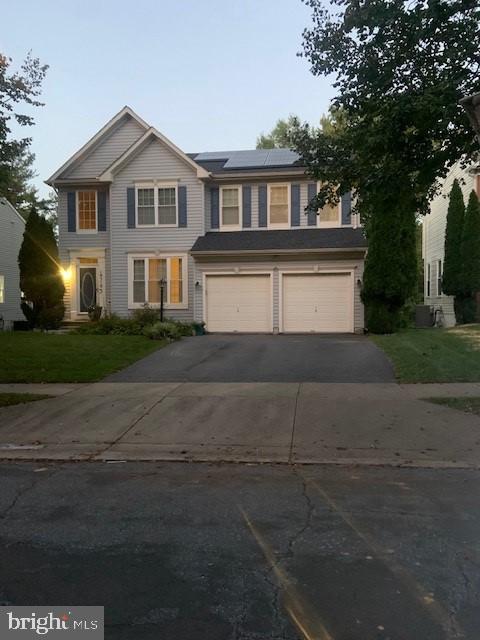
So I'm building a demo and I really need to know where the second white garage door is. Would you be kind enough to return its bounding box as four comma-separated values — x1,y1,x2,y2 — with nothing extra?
282,272,353,333
205,274,272,333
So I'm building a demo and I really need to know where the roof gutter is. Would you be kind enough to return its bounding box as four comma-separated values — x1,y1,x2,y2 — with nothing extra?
190,246,367,257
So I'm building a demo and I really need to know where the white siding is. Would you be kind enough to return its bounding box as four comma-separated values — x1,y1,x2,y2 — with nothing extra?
423,162,476,327
63,116,145,180
110,138,205,321
0,200,25,327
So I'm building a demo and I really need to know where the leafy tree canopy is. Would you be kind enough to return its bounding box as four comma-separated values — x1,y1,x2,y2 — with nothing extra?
292,0,480,215
256,115,299,149
0,52,49,217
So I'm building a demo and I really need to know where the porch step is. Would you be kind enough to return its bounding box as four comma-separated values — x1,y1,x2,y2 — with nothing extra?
61,320,89,329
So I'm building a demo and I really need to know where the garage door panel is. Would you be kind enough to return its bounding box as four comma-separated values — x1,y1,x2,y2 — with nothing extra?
283,273,353,333
206,275,271,333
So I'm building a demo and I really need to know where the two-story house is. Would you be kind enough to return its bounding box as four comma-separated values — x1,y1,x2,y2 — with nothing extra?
423,160,480,327
0,197,25,330
46,107,367,334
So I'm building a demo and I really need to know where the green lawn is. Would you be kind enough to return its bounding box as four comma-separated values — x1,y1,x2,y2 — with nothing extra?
0,333,165,383
0,393,53,407
425,396,480,416
371,325,480,383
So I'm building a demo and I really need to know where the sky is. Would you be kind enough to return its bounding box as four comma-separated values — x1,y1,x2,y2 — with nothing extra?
2,0,335,197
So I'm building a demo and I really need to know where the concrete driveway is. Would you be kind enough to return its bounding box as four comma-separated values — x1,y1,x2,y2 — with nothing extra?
105,334,395,383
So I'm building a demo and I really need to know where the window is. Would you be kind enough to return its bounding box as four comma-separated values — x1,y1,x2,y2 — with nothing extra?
437,259,442,296
158,187,177,225
317,183,341,227
136,184,177,226
137,188,155,225
220,187,241,228
268,184,289,227
0,275,4,303
427,263,431,297
77,191,97,231
129,255,186,307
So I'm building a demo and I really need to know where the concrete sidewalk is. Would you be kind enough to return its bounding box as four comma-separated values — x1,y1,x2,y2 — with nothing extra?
0,382,479,467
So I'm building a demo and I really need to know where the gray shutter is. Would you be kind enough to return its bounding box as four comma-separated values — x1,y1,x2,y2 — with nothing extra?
291,184,300,227
307,183,317,226
67,192,76,232
242,185,251,228
341,191,352,225
210,187,219,229
258,184,267,227
97,191,107,231
127,187,135,228
178,185,187,227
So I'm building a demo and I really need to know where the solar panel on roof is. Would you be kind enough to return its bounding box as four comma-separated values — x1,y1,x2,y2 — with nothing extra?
224,150,270,168
264,149,300,166
194,151,234,161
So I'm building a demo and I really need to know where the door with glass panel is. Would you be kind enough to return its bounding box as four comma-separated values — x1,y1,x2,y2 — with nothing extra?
79,267,97,312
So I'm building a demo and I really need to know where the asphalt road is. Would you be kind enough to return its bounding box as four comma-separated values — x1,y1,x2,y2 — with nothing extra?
0,462,478,639
105,334,395,383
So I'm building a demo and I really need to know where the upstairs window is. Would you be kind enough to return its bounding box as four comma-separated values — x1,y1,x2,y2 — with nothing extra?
137,188,155,225
77,191,97,231
220,187,241,228
158,187,177,225
268,184,289,227
319,201,341,226
136,184,178,226
130,255,185,307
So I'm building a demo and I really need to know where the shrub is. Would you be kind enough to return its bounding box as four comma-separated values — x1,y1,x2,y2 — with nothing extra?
365,302,400,334
73,314,142,336
143,321,183,341
131,305,161,327
37,304,65,330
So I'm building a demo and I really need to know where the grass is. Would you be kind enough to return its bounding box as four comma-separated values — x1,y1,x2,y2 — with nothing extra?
0,393,53,407
425,397,480,417
0,333,165,383
371,324,480,383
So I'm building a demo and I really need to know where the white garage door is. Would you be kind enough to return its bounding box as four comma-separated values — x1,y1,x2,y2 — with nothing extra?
205,274,271,333
282,273,353,333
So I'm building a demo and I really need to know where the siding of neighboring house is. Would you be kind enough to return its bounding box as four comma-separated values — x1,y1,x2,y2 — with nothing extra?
423,162,476,327
109,138,205,321
62,116,146,180
0,199,25,328
193,254,365,332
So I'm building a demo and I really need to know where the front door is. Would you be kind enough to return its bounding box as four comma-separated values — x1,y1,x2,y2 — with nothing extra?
79,267,97,312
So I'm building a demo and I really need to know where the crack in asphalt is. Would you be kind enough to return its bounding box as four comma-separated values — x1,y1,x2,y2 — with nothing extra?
0,467,60,520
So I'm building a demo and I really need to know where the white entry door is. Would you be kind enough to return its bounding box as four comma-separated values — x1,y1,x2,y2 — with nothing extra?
282,273,353,333
205,274,271,333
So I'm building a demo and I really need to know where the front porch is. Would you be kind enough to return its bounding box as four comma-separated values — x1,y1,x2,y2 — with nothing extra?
61,248,107,321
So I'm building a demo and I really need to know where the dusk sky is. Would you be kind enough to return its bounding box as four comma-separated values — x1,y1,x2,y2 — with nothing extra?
2,0,335,197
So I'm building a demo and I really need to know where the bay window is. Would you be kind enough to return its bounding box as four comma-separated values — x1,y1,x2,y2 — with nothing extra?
268,184,289,227
129,255,186,307
220,186,241,228
136,184,177,226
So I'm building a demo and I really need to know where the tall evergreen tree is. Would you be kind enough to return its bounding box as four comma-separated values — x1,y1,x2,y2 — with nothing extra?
442,180,466,323
461,190,480,322
18,207,64,329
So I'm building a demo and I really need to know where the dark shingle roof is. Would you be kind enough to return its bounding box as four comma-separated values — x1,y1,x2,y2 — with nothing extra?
191,228,367,254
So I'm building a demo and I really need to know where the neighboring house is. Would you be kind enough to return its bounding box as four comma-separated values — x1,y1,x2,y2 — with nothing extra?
46,106,366,333
0,198,25,330
422,160,480,326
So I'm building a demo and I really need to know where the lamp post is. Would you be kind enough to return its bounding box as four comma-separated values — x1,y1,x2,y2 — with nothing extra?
460,92,480,144
160,278,166,322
